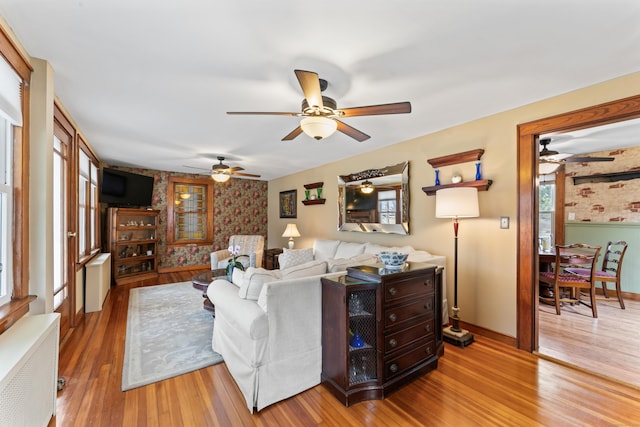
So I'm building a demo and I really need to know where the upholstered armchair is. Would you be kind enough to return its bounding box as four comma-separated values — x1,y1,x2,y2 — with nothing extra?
211,235,265,270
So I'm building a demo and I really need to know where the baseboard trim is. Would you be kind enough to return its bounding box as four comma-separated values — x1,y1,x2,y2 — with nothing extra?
456,320,517,348
158,264,209,274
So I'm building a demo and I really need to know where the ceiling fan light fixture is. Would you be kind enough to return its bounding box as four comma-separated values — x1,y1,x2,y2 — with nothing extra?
300,116,337,140
360,180,375,194
211,170,231,182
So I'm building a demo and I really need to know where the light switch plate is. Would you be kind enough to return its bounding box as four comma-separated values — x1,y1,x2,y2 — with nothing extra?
500,216,509,229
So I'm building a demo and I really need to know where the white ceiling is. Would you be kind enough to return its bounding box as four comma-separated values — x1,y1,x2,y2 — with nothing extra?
1,0,639,180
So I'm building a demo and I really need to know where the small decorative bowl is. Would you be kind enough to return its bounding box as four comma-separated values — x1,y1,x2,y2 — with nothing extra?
378,251,408,268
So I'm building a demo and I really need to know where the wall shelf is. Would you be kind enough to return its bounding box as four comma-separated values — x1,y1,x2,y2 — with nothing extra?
423,149,491,196
427,149,484,169
572,170,640,185
303,181,325,205
422,179,493,196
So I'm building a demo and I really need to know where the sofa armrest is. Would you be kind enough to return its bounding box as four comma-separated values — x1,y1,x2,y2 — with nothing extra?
211,249,231,270
259,274,334,360
207,279,268,340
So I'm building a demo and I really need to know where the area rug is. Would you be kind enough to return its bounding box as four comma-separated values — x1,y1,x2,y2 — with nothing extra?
122,281,223,391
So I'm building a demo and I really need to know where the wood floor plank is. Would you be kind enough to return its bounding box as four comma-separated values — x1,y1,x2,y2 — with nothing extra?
49,269,640,426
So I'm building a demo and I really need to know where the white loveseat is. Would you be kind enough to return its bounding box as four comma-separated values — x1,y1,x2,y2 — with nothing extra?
207,239,446,412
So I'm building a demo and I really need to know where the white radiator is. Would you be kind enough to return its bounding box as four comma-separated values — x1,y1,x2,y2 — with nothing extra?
0,313,60,427
85,252,112,312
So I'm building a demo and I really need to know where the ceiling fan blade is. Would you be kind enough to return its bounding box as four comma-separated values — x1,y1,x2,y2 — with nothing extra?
565,156,614,162
339,101,412,117
183,165,210,172
228,166,245,172
282,126,303,141
294,69,323,109
227,111,300,116
336,120,370,142
233,172,261,178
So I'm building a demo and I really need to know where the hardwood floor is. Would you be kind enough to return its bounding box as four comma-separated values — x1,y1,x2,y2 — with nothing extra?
51,270,640,426
538,294,640,388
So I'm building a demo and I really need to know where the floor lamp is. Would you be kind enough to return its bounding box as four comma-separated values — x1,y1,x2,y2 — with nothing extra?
435,187,479,348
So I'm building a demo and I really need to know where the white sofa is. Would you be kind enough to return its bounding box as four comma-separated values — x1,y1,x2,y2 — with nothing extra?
207,239,446,412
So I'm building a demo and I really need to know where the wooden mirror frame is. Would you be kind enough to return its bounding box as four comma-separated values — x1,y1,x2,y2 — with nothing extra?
516,94,640,352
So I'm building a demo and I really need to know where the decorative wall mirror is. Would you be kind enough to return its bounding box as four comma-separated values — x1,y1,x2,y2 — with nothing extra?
337,161,409,235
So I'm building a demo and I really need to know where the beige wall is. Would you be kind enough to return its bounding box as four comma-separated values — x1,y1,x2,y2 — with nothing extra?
269,71,640,338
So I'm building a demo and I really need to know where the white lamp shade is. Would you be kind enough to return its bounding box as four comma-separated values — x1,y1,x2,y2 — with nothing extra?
211,171,231,182
300,116,338,140
435,187,479,218
281,223,301,238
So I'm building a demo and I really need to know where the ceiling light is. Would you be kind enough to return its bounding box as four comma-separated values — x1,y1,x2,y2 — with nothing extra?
300,116,337,140
211,170,231,182
360,180,374,194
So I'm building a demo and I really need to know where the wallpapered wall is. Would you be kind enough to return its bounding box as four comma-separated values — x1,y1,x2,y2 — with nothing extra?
102,167,268,270
565,145,640,223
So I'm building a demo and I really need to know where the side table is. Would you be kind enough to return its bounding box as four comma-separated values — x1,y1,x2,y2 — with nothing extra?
264,248,284,270
192,268,226,316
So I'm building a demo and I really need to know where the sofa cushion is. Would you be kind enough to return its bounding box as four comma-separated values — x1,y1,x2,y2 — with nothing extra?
334,242,366,259
364,242,415,255
238,267,281,301
312,239,341,261
280,259,328,280
406,250,436,263
279,248,314,270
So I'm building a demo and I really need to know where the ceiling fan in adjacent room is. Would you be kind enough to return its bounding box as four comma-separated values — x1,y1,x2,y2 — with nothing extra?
538,138,614,174
184,157,261,182
227,69,412,142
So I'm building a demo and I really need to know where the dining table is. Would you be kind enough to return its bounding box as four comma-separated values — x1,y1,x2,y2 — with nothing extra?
538,246,597,300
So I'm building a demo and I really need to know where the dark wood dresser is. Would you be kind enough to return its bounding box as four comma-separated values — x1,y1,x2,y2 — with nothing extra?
321,262,443,406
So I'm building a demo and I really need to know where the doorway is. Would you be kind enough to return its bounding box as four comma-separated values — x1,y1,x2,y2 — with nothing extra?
516,93,640,354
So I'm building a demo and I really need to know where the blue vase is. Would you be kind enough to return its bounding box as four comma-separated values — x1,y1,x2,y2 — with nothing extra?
475,162,482,180
350,333,365,348
435,169,440,186
226,264,234,281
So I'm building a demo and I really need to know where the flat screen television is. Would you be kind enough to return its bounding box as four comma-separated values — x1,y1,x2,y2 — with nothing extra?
345,187,377,211
100,168,154,207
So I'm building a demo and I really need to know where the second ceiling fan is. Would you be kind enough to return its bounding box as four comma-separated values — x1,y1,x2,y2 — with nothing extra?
539,137,614,174
227,69,412,142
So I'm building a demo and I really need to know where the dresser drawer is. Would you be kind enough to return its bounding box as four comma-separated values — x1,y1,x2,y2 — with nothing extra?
384,340,436,380
383,274,434,304
384,317,436,355
384,294,435,330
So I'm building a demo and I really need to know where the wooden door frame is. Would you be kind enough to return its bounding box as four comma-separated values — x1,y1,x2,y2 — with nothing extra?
516,94,640,351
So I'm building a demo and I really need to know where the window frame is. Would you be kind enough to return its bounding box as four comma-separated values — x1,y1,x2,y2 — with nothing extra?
166,176,214,246
77,135,100,263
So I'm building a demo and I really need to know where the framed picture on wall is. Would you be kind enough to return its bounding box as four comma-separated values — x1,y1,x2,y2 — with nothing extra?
279,189,297,218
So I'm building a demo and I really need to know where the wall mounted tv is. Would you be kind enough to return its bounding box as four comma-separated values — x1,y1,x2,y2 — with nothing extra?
100,168,154,207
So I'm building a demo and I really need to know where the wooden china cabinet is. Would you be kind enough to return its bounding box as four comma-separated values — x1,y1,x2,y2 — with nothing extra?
106,207,159,285
321,262,443,406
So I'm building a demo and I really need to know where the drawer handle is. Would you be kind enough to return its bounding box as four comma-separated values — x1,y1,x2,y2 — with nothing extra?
424,324,432,333
424,279,432,286
424,302,432,310
425,346,433,355
389,313,397,322
389,338,397,347
389,363,398,373
388,287,397,296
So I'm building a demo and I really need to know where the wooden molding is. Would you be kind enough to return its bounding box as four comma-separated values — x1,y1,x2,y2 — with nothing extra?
427,149,484,169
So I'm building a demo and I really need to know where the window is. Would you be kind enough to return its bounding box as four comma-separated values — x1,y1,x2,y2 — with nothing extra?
167,176,213,245
78,138,100,260
0,117,12,307
539,181,555,249
378,190,397,224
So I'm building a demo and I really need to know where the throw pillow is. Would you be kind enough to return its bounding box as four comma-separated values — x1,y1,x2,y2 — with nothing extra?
312,239,341,261
279,247,313,270
237,267,281,301
280,260,328,279
231,267,245,288
334,242,366,259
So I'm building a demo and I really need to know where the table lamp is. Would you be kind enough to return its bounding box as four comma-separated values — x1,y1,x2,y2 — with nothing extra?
282,223,301,249
435,187,479,348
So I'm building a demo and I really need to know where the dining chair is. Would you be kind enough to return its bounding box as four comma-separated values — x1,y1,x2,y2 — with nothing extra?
565,241,628,309
539,243,601,318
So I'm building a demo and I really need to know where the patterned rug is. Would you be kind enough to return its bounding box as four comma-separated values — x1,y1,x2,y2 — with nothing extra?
122,281,223,391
